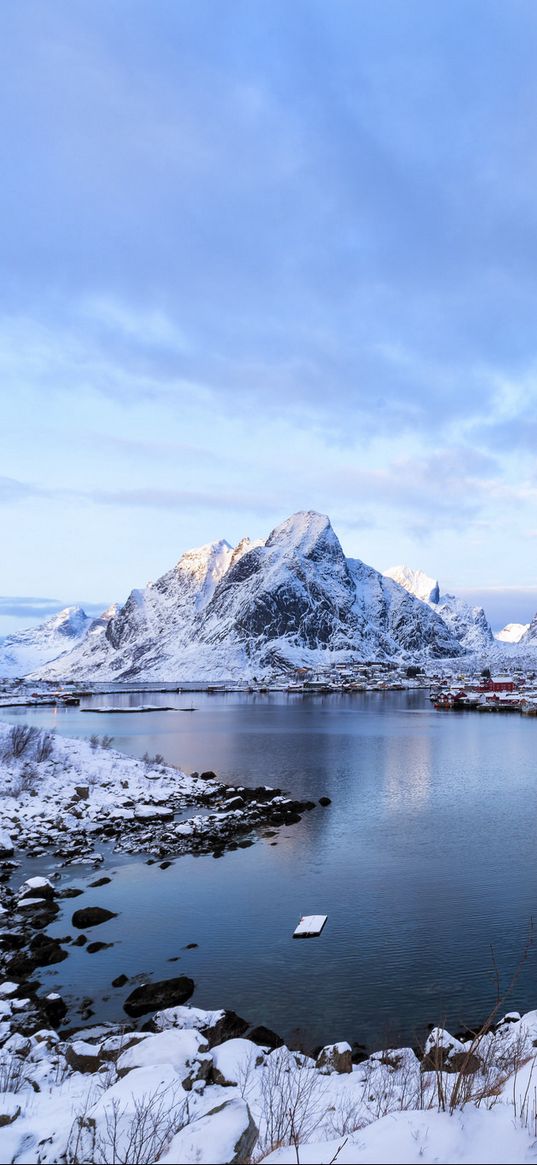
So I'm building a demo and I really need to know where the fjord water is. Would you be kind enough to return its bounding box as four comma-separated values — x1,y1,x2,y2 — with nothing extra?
7,690,537,1050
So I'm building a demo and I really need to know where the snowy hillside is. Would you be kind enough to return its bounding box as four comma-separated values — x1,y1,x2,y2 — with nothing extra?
384,565,494,652
495,622,530,644
37,512,464,681
0,606,94,678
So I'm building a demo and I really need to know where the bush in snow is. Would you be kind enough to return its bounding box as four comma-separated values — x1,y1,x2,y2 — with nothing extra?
65,1081,189,1165
2,723,39,760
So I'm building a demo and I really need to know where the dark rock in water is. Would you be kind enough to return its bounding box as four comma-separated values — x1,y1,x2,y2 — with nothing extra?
199,770,217,781
43,994,67,1025
112,973,129,988
248,1024,284,1050
59,887,84,898
185,942,198,949
124,975,194,1017
72,934,87,947
237,839,254,849
89,876,111,887
319,796,331,807
19,880,55,901
160,860,172,869
30,934,68,968
87,941,114,954
72,906,117,929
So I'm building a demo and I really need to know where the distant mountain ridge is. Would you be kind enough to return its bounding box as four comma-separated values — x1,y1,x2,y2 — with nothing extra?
3,511,535,681
384,565,495,652
0,606,94,678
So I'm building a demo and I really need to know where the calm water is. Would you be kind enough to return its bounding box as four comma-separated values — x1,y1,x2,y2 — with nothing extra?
4,691,537,1050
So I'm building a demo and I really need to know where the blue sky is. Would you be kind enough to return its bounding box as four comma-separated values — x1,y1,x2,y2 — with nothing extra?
1,0,537,634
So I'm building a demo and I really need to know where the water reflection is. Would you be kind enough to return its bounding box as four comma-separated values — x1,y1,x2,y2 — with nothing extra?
3,691,537,1048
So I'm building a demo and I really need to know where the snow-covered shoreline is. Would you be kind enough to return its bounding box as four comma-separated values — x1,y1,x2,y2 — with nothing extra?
0,722,316,864
2,980,537,1163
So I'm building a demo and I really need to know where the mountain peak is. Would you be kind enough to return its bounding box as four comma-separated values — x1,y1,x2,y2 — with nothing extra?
265,511,338,558
384,565,440,605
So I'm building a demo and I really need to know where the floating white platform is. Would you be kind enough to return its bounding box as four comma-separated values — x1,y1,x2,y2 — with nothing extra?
293,914,327,938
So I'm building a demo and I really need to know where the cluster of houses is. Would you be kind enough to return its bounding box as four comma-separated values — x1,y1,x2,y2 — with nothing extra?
432,673,537,715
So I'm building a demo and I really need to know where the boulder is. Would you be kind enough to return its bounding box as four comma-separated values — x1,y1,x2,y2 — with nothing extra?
19,876,55,901
160,1097,257,1165
316,1041,352,1073
72,907,117,929
123,976,194,1018
65,1039,103,1073
247,1024,283,1050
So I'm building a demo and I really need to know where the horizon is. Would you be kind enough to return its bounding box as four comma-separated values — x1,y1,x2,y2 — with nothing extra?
2,3,536,634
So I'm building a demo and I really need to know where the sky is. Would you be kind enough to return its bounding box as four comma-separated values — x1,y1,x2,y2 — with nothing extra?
1,0,537,634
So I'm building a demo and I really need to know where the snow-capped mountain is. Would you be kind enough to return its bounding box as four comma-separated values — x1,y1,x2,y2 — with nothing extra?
383,565,440,605
520,613,537,648
0,606,94,678
38,512,464,681
384,565,494,652
495,622,530,644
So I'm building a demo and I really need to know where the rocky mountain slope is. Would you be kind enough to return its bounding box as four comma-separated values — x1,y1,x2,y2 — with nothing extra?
0,606,94,678
37,512,465,681
384,565,494,653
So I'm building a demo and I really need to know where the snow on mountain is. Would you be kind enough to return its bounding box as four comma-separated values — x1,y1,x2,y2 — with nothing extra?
37,512,464,681
384,565,440,605
520,612,537,648
384,565,494,652
0,606,94,678
495,622,530,644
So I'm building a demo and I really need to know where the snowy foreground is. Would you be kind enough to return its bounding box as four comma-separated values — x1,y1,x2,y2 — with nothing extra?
2,992,537,1163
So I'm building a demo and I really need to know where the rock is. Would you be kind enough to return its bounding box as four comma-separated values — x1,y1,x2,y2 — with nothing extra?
65,1039,102,1073
19,876,55,901
72,906,117,929
29,933,68,967
319,796,331,806
0,1099,21,1128
316,1041,352,1073
0,829,14,858
199,770,218,781
72,934,87,947
112,973,129,988
247,1024,284,1050
123,976,194,1018
74,785,90,800
87,941,113,954
59,887,84,898
445,1051,482,1075
43,993,68,1025
89,876,111,887
204,1010,250,1048
161,1097,257,1165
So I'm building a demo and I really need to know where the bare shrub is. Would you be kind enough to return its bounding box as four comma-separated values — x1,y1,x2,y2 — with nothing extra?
65,1083,188,1165
90,735,100,751
34,730,55,763
251,1047,328,1161
2,724,39,760
0,1052,28,1093
100,735,114,751
18,761,39,793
